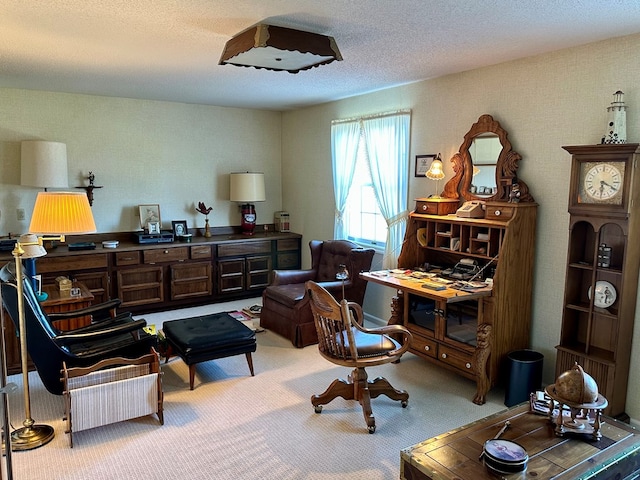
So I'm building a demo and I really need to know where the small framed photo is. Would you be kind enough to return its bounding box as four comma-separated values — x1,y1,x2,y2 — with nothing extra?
139,204,161,229
172,220,188,237
147,221,161,234
415,154,437,177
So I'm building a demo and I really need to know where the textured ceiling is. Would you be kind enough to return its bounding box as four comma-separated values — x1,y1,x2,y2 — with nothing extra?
1,0,639,111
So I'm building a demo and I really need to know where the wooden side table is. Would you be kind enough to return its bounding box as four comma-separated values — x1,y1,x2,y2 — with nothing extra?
401,404,640,480
42,282,94,331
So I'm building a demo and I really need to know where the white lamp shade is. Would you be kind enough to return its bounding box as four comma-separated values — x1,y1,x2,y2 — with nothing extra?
21,141,69,189
18,233,47,258
230,173,266,202
29,192,97,234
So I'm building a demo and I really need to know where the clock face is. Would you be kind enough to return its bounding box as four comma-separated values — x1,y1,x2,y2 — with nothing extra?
579,161,625,205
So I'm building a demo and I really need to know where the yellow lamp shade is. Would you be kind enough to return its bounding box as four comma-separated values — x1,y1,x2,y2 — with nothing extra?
29,192,96,235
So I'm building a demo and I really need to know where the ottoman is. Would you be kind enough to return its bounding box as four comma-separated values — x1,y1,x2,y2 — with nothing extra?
163,313,256,390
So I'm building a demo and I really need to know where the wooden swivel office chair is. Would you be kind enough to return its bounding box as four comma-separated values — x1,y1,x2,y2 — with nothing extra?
306,280,412,433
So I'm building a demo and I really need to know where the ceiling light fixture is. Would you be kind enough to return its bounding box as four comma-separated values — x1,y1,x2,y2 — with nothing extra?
219,23,342,73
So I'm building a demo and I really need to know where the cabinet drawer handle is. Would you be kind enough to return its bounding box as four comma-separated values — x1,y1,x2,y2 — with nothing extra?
164,250,169,254
122,256,134,261
424,345,430,351
421,204,427,211
466,362,472,369
441,353,447,359
494,210,501,216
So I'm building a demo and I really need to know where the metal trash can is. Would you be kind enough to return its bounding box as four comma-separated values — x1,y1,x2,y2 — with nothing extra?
504,349,543,407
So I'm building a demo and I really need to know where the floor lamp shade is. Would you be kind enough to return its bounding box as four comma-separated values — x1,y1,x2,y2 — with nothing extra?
29,192,97,235
230,173,265,236
20,141,69,189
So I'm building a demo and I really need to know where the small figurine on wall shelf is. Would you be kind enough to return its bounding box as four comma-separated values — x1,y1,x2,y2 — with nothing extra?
196,201,213,237
75,171,103,206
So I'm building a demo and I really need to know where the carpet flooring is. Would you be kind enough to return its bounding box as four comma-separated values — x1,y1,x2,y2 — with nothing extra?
4,299,508,479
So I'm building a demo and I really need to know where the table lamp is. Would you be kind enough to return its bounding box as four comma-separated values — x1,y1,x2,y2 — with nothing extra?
230,172,265,235
10,192,96,451
426,154,445,198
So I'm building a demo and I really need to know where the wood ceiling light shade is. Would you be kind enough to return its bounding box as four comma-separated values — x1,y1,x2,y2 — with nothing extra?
219,24,342,73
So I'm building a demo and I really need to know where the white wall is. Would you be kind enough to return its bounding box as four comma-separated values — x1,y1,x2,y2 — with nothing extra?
282,33,640,421
0,89,282,234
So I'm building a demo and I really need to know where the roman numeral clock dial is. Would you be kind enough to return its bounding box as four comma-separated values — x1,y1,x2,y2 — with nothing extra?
579,161,625,205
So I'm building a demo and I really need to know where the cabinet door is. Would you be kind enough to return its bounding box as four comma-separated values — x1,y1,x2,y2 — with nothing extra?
246,255,271,290
170,262,212,300
217,258,244,294
73,271,110,304
116,266,164,307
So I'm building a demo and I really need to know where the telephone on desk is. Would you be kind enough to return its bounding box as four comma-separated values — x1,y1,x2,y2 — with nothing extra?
456,201,484,218
446,258,480,280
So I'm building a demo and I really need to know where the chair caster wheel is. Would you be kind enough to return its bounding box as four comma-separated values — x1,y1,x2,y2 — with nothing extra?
368,425,376,434
314,405,322,414
401,400,408,408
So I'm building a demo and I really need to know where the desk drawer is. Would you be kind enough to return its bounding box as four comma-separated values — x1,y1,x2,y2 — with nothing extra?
410,333,437,359
39,254,108,273
144,247,188,264
218,241,271,257
438,345,474,373
277,238,299,251
190,245,211,259
484,202,515,221
115,251,141,266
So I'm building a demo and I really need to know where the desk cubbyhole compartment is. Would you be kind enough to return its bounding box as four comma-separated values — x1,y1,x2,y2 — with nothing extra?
406,295,436,334
434,222,453,250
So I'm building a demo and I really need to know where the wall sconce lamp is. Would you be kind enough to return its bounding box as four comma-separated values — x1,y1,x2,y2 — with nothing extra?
9,192,96,451
426,154,445,198
230,172,266,236
219,23,342,73
20,141,69,190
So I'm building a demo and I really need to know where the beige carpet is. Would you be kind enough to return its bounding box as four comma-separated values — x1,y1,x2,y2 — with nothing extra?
4,300,508,480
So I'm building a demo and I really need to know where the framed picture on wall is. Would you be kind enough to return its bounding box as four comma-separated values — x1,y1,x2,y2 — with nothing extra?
139,204,161,229
415,154,437,177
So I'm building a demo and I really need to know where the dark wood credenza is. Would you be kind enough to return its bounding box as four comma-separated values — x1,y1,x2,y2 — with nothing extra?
0,227,302,374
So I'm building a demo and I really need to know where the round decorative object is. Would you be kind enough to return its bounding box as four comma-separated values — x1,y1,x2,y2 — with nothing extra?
417,228,427,247
576,160,626,206
482,439,528,474
551,363,599,404
102,240,119,249
588,280,617,308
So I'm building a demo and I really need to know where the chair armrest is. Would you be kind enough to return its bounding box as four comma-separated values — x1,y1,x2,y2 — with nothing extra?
65,313,140,333
347,302,412,357
53,319,149,346
271,269,317,285
47,299,122,321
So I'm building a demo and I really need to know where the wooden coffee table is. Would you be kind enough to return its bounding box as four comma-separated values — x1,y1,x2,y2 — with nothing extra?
400,404,640,479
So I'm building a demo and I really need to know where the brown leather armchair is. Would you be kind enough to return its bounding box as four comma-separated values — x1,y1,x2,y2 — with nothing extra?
260,240,375,347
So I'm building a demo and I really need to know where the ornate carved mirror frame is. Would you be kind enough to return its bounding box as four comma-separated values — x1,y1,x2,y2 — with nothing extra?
442,114,534,203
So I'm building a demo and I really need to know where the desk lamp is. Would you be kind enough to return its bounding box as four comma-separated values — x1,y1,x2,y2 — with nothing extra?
426,154,445,199
10,192,96,451
18,234,47,302
230,172,265,235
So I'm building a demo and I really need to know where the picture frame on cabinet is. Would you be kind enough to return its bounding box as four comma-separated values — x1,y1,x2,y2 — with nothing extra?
172,220,188,237
147,221,161,234
139,204,161,229
415,154,437,177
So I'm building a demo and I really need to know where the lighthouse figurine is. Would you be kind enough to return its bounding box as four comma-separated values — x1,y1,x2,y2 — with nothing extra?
602,90,627,144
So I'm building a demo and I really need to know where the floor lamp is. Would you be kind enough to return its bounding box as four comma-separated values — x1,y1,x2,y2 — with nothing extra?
10,192,96,451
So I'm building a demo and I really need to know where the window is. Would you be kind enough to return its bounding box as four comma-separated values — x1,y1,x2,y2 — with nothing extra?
343,135,387,248
331,110,410,268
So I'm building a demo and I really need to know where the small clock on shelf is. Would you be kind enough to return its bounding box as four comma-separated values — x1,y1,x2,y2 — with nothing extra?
564,144,639,217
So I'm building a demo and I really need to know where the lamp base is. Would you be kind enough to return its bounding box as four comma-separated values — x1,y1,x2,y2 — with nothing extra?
240,204,257,236
11,424,54,451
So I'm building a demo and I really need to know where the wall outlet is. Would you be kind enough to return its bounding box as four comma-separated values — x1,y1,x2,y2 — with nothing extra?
16,208,25,221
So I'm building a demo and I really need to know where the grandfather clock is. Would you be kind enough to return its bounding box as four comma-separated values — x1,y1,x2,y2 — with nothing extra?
556,143,640,419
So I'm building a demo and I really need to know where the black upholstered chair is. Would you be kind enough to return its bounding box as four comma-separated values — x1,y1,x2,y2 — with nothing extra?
0,262,156,395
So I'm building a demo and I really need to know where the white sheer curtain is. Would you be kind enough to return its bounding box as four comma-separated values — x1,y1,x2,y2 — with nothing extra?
331,121,361,239
361,113,410,268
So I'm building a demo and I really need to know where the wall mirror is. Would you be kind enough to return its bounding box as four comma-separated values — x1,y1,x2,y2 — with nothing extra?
442,114,534,203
